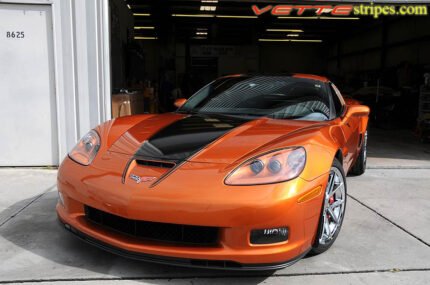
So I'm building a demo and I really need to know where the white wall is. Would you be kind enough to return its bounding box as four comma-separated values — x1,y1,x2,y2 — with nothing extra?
0,0,111,163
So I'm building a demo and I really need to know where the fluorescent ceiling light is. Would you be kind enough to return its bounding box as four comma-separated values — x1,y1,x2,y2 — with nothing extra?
286,33,300,37
259,39,290,42
202,0,218,3
266,29,304,33
172,14,214,17
134,26,155,30
133,13,151,16
127,4,131,9
192,36,207,40
200,6,217,11
278,16,359,20
290,39,322,42
134,36,157,40
196,31,208,35
259,38,322,43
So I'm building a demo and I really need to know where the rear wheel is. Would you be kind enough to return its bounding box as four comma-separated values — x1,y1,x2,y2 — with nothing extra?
310,159,347,255
350,130,368,176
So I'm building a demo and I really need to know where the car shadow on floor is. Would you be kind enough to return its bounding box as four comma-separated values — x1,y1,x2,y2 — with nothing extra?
0,192,275,282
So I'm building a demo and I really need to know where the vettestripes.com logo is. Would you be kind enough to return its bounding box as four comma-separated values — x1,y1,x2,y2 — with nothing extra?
252,3,428,18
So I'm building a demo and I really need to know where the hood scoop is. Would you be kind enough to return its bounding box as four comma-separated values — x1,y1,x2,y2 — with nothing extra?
118,114,249,187
135,159,175,169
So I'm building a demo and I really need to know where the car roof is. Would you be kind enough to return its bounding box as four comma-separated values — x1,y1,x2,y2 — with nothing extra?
291,73,329,83
221,73,330,83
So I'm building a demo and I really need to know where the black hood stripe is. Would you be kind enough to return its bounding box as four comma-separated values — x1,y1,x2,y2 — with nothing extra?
133,114,249,162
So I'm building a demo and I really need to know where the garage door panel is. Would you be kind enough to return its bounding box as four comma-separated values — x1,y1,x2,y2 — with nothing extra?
0,4,57,166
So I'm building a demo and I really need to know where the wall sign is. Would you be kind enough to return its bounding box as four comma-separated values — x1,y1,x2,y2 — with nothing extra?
6,31,25,38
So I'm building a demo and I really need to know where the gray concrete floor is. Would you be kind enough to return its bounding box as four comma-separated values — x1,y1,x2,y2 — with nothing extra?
1,129,429,284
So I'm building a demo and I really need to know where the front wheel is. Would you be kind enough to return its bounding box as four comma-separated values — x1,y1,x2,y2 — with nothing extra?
310,159,347,255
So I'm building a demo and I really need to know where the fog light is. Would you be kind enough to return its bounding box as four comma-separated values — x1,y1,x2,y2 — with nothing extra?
58,191,64,206
250,227,288,244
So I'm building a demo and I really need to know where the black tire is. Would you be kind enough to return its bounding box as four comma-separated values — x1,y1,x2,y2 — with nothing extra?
349,130,368,176
310,158,347,256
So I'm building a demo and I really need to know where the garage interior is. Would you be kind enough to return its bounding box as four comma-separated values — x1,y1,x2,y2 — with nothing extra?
109,0,430,156
1,1,430,284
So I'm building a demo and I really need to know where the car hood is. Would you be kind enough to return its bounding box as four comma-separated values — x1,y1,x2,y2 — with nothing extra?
108,113,326,164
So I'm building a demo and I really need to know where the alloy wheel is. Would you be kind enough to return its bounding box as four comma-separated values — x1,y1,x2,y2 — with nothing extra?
319,167,346,245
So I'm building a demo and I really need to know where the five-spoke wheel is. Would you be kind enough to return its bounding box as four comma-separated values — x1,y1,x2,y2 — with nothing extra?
310,158,347,255
319,167,346,245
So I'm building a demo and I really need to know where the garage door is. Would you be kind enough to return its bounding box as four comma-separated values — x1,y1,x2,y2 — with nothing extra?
0,4,57,166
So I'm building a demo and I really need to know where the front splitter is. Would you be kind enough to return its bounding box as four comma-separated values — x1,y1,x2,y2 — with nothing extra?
58,218,309,271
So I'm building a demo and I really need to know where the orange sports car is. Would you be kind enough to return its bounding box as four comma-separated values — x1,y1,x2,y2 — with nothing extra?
57,74,369,270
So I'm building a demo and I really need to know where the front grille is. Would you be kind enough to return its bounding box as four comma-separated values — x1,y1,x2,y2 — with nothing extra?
84,206,219,247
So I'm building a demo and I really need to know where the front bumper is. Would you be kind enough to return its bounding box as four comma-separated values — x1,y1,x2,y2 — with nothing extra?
57,155,327,269
58,217,309,270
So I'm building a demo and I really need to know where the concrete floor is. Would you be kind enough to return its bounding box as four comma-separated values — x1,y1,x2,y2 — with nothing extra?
0,129,429,285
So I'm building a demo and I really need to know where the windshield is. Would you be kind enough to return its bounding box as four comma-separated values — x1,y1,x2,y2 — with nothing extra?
178,76,331,121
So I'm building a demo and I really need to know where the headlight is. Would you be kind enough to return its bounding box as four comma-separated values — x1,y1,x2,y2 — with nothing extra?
225,147,306,185
68,130,101,166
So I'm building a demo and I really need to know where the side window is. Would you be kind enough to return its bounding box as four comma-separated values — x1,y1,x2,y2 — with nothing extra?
330,83,346,117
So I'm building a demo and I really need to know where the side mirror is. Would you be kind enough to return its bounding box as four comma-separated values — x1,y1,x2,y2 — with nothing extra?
174,98,187,108
343,105,370,120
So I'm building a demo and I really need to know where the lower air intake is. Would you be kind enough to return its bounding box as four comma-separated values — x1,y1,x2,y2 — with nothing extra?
84,206,219,247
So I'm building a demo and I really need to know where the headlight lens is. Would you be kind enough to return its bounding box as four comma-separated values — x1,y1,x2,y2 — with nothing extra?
225,147,306,185
68,130,100,166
